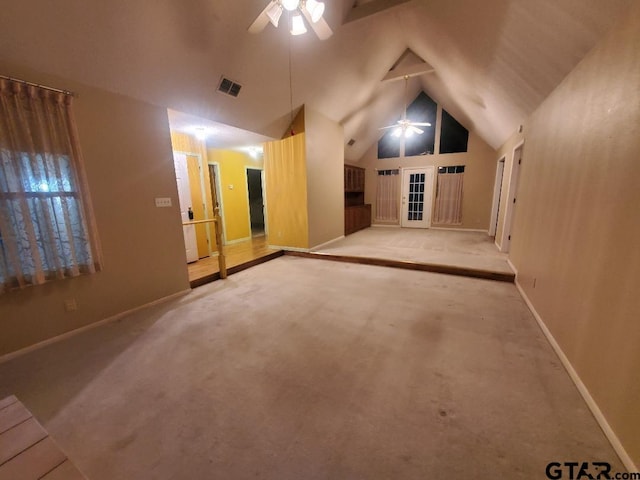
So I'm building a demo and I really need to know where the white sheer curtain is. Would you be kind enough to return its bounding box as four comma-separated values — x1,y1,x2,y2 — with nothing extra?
0,79,101,293
375,171,399,222
433,172,464,224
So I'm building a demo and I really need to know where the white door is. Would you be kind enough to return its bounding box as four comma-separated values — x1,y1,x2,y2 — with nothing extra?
173,152,198,263
500,143,523,252
401,167,435,228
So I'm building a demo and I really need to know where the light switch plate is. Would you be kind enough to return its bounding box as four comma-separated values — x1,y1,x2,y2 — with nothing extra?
155,197,172,207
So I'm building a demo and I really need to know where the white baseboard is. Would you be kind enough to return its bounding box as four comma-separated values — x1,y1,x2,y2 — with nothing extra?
431,227,488,233
372,223,401,228
311,236,345,250
268,245,310,253
0,288,191,365
513,279,637,472
224,236,251,245
507,258,518,275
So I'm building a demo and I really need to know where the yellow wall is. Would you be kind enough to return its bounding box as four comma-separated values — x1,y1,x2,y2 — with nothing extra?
170,131,216,256
358,106,497,230
207,149,263,243
0,63,189,357
504,5,640,467
263,133,309,249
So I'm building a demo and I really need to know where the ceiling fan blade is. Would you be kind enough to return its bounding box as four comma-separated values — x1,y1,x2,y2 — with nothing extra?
409,126,424,134
411,122,432,127
301,6,333,40
248,1,277,34
379,125,398,130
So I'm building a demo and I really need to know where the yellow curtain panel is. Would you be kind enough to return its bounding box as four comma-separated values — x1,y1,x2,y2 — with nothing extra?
263,133,308,249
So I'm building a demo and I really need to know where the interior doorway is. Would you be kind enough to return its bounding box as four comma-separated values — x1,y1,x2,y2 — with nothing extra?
500,142,524,252
489,157,506,237
400,166,435,228
246,168,265,237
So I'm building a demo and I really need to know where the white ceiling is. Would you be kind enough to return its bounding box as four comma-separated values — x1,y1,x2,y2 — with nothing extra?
0,0,633,160
168,109,274,150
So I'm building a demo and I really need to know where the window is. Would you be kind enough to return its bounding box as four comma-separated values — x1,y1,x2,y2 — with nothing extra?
375,169,400,222
0,79,101,293
378,92,437,159
439,110,468,154
433,165,465,225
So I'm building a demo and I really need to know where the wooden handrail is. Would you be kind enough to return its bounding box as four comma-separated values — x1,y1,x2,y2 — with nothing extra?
182,213,227,279
181,218,217,226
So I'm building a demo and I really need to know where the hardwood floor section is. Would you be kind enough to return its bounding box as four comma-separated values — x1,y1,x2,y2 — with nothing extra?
188,236,283,288
285,251,516,283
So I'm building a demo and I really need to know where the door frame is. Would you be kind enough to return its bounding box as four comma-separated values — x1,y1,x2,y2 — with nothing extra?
172,151,198,263
208,162,227,246
174,150,214,256
244,166,268,237
400,166,435,229
488,156,506,237
499,141,524,252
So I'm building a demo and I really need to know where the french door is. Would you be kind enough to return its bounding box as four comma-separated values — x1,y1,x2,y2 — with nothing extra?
400,167,435,228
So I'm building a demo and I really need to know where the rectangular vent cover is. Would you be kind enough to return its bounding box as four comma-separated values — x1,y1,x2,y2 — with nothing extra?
218,77,242,97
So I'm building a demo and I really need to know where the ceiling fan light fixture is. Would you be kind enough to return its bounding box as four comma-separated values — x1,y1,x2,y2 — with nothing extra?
266,2,283,27
290,12,307,35
305,0,325,23
282,0,300,11
392,127,403,138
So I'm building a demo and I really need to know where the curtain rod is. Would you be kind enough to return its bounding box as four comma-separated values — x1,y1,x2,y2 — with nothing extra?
0,74,75,97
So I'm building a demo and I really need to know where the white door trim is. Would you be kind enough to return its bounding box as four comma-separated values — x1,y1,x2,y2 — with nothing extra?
489,156,506,237
499,141,525,252
400,166,435,229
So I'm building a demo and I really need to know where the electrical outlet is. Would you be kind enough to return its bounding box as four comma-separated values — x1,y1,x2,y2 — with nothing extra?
64,298,78,312
155,197,172,207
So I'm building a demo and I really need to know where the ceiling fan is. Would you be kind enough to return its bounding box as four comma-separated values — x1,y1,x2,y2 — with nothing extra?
380,75,431,138
248,0,333,40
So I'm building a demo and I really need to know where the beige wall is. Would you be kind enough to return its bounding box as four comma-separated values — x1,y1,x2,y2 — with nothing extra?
0,64,189,357
357,106,497,230
304,107,345,248
506,5,640,467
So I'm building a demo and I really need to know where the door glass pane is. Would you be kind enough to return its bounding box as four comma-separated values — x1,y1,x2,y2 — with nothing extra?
407,172,426,222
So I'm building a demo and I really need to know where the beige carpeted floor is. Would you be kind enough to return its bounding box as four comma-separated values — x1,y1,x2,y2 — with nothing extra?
314,227,513,274
0,257,621,479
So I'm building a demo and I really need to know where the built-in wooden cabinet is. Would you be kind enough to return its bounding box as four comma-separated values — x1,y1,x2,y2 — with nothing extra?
344,164,371,235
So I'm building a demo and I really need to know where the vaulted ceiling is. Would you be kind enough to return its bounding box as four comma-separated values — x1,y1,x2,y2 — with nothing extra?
1,0,633,161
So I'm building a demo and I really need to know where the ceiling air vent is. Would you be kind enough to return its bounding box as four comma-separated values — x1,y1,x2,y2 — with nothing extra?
217,77,242,98
347,138,356,146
